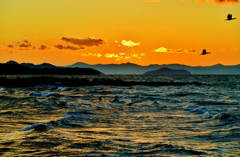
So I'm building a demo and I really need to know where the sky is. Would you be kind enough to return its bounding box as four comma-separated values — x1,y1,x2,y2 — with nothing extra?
0,0,239,66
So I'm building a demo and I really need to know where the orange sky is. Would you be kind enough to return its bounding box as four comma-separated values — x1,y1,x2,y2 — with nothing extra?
0,0,239,66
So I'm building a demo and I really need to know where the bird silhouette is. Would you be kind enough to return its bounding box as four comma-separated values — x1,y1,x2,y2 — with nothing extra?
201,49,211,55
225,14,237,21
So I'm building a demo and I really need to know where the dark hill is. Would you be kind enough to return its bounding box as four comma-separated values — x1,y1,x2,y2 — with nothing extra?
35,63,61,69
6,60,19,65
5,60,61,69
0,64,101,75
144,67,191,75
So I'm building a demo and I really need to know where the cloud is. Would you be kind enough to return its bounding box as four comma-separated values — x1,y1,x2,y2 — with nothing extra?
81,52,102,58
62,37,104,47
121,40,140,47
38,45,48,50
154,47,168,52
23,39,30,44
195,0,238,4
104,53,141,60
13,40,32,49
19,43,31,47
8,45,14,48
154,47,197,53
54,45,82,50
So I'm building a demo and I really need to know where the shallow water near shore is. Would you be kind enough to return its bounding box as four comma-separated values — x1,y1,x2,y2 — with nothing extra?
0,75,240,156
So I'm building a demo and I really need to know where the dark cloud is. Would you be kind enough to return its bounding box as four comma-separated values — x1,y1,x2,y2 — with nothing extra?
8,45,14,48
38,45,48,50
196,0,238,4
23,39,30,43
54,45,83,50
13,40,32,48
19,43,31,47
62,37,104,47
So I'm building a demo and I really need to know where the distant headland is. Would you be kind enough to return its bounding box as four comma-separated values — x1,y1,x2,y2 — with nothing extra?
0,61,101,75
144,68,191,75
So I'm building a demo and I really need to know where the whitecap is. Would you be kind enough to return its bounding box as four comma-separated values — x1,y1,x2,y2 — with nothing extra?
0,88,5,92
183,105,199,111
29,91,62,97
200,111,218,119
115,95,139,98
41,93,62,97
149,101,160,106
22,123,38,131
192,107,210,114
29,91,42,96
212,113,238,121
56,87,70,92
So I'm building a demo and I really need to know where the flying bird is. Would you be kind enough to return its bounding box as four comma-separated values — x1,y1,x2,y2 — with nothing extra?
225,14,237,21
201,49,211,55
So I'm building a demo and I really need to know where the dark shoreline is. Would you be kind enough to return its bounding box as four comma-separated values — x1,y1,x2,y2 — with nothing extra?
0,75,204,87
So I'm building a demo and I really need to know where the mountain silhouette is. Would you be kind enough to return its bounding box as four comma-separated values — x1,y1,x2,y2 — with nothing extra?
3,61,240,75
65,62,240,75
6,60,19,65
5,61,61,69
2,61,101,75
144,68,191,75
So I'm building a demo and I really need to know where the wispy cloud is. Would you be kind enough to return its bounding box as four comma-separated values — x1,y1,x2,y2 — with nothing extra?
154,47,168,53
121,40,140,47
38,45,48,50
62,37,104,47
19,43,31,48
54,45,82,50
81,52,102,58
7,45,14,48
104,53,142,60
11,40,32,49
154,47,197,53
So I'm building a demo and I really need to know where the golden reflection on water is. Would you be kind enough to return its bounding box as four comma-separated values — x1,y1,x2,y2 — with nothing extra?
0,75,240,156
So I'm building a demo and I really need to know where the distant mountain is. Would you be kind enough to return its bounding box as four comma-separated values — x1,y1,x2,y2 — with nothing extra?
144,68,191,75
6,60,19,65
4,61,240,75
35,63,61,69
20,63,36,69
65,62,240,75
6,61,61,69
0,63,101,75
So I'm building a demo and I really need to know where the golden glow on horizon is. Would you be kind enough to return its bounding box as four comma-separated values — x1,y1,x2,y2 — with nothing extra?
0,0,239,66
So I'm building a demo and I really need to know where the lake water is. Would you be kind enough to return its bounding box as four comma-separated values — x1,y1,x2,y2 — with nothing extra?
0,75,239,156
